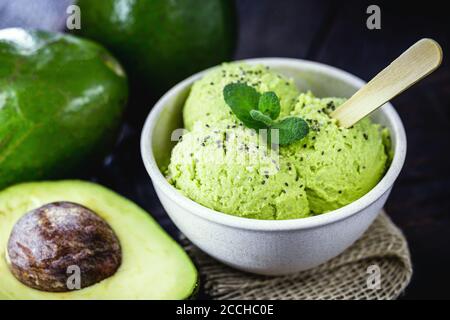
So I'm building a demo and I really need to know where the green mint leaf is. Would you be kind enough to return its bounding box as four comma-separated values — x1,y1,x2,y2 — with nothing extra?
258,91,280,120
250,110,274,126
223,83,265,129
270,117,309,146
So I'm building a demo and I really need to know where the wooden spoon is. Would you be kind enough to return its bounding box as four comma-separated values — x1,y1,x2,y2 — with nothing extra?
330,38,443,128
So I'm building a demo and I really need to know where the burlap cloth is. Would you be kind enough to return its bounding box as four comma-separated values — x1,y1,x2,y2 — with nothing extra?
182,212,412,300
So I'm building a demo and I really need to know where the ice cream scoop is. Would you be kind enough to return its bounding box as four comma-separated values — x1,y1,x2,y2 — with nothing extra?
282,93,389,214
167,121,310,220
183,63,299,131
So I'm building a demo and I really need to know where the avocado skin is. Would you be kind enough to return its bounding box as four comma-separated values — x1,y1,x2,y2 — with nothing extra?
0,29,128,190
75,0,236,102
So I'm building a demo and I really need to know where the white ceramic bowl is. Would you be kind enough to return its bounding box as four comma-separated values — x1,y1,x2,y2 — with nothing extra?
141,58,407,275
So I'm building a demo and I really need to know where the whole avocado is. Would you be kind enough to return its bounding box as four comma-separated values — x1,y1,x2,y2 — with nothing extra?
75,0,236,100
0,29,128,190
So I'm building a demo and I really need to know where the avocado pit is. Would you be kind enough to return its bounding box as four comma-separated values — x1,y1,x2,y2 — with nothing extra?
6,201,122,292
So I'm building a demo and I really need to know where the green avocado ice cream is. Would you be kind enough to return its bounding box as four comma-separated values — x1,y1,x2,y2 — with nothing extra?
183,63,299,130
281,92,389,214
168,63,390,220
167,123,310,220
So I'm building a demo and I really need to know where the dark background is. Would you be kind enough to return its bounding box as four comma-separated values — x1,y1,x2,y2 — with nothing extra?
0,0,449,299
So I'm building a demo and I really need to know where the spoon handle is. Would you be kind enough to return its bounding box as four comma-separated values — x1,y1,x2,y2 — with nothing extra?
331,38,443,128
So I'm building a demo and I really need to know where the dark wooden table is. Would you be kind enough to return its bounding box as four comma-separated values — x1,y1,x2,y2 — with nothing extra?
1,0,449,300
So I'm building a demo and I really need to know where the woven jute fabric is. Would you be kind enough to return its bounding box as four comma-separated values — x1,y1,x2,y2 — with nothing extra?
182,212,412,300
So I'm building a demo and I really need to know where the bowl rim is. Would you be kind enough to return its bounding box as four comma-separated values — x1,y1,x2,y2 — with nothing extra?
140,57,407,231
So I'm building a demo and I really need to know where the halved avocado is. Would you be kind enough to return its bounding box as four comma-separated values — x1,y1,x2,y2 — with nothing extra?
0,180,197,300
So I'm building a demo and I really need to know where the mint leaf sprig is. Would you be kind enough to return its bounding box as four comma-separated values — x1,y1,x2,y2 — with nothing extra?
223,83,309,146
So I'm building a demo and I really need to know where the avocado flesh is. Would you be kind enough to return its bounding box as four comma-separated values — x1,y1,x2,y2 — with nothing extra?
0,181,197,300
